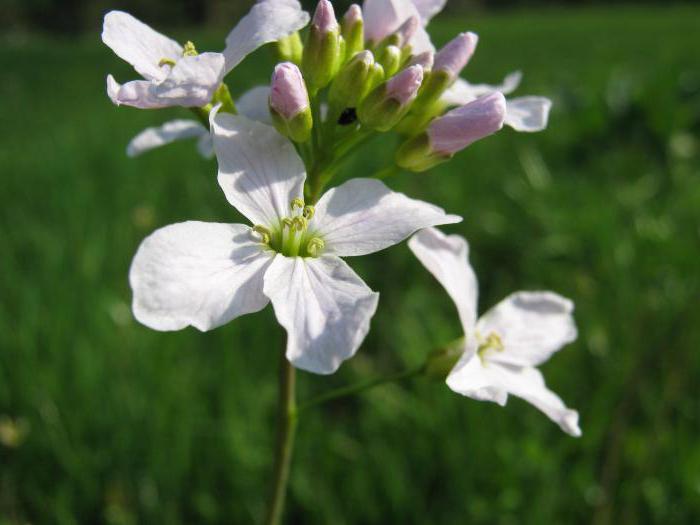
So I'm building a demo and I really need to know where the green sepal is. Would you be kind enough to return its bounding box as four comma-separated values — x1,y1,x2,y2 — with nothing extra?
276,32,304,65
341,17,364,61
271,107,313,143
395,132,449,172
357,84,410,132
302,25,342,93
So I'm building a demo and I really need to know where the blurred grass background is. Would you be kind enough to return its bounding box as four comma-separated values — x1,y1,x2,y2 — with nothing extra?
2,3,700,524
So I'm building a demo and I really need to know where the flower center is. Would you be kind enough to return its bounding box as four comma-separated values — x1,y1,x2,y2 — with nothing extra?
251,199,325,258
476,331,504,363
158,41,198,68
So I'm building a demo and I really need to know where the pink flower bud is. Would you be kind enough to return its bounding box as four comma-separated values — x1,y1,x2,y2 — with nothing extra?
433,32,478,79
428,92,506,155
312,0,338,34
270,62,310,120
409,51,434,72
396,16,419,47
343,3,362,26
386,65,424,106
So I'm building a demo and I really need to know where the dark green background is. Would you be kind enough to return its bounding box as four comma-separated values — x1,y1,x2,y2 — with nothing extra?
2,4,700,524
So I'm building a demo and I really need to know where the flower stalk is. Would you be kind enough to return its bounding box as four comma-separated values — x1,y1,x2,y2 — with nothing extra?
264,352,298,525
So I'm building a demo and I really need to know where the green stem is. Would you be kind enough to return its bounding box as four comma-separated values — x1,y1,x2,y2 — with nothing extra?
263,353,298,525
297,364,425,413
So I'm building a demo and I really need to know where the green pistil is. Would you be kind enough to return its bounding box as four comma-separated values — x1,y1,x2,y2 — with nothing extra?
253,201,324,258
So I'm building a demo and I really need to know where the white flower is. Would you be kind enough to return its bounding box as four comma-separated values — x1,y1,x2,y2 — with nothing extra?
129,114,461,375
409,227,581,436
126,86,272,158
102,11,226,108
442,71,553,132
103,0,308,109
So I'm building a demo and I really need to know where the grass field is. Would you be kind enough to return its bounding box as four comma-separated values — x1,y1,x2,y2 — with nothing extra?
2,5,700,524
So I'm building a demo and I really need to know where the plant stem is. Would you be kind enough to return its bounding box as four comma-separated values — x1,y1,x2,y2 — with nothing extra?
297,364,425,413
264,353,297,525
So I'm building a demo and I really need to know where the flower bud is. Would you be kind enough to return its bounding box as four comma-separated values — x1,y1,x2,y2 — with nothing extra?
409,51,434,73
302,0,342,93
378,45,401,77
269,62,313,142
329,50,384,110
341,4,364,59
358,65,423,132
395,16,418,49
414,32,479,110
276,32,304,65
433,32,478,80
396,92,506,171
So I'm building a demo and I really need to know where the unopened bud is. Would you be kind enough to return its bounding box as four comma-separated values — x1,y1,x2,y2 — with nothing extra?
414,32,479,110
329,50,384,110
269,62,313,142
358,65,423,132
302,0,342,93
396,92,506,171
433,32,478,80
378,45,401,77
341,4,364,59
395,16,418,49
277,32,304,65
409,51,434,73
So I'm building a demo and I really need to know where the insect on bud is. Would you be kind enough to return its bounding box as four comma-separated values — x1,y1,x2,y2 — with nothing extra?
396,92,506,171
302,0,342,93
358,65,424,132
269,62,313,143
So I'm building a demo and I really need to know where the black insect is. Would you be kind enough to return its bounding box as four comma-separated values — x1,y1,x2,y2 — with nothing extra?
338,107,358,126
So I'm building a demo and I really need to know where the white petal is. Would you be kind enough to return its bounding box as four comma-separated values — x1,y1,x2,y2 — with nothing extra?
312,178,461,257
223,0,310,73
130,222,273,332
441,72,522,106
409,25,435,55
106,76,168,109
446,352,508,405
412,0,447,24
102,10,182,81
237,85,273,124
477,291,577,368
504,366,581,437
408,227,478,335
211,112,306,226
363,0,418,43
152,53,226,107
504,96,552,132
446,357,581,436
126,119,207,157
263,255,379,375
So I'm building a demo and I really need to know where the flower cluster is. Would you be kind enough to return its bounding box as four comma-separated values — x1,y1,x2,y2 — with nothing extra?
104,0,578,435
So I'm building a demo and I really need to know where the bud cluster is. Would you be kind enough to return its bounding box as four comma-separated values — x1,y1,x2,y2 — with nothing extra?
267,1,508,177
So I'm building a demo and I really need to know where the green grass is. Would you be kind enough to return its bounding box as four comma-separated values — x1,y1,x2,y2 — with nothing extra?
2,5,700,524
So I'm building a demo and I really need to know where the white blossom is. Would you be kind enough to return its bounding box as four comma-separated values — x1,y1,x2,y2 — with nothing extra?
409,227,581,436
129,114,461,374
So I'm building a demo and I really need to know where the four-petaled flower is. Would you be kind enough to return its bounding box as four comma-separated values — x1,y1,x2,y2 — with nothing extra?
129,113,461,375
409,227,581,436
